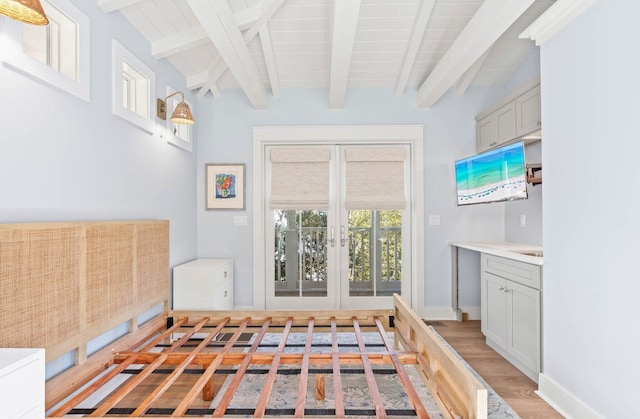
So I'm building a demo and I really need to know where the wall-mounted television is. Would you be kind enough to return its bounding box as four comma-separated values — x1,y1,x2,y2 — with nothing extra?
455,142,528,206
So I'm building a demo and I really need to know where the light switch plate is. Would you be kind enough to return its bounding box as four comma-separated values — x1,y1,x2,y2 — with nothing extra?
520,215,526,227
429,215,441,226
233,216,248,226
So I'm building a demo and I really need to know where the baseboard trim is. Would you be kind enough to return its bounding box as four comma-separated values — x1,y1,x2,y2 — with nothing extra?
537,373,604,419
459,305,481,320
422,306,458,320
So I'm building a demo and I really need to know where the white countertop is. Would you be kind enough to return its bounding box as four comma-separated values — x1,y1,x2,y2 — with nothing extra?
449,241,543,265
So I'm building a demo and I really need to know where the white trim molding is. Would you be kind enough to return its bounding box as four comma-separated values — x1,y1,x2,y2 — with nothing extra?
252,125,425,314
537,373,605,419
111,40,156,134
519,0,600,46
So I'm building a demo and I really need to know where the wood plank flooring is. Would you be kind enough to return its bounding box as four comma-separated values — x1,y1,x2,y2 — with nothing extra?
430,320,564,419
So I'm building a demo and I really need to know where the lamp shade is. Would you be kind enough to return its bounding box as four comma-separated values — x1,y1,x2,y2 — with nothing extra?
170,101,195,125
0,0,49,25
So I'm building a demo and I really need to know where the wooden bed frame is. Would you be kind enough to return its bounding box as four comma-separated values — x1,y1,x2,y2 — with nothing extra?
0,221,487,418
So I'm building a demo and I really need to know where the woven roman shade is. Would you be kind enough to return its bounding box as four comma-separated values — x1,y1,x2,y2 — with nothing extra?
270,146,331,209
345,147,406,210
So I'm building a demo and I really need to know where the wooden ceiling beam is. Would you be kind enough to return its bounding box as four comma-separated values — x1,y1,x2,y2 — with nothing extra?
417,0,535,108
455,46,492,95
395,0,435,96
151,4,265,60
329,0,362,108
190,0,286,98
152,27,209,60
186,0,268,108
260,24,282,97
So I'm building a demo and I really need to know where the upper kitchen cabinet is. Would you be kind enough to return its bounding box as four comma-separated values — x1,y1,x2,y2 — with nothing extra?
477,101,517,151
476,78,541,153
516,85,542,137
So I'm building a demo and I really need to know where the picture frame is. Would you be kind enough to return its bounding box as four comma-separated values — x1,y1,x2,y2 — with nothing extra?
205,163,245,210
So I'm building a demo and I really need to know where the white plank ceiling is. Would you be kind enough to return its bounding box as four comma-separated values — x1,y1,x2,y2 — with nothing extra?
98,0,554,108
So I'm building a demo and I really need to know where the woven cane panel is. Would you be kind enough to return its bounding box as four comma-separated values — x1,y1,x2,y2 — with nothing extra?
136,221,169,307
85,223,135,326
0,225,82,349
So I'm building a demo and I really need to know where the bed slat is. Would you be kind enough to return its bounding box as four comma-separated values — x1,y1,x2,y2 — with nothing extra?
254,318,293,418
294,318,314,417
353,318,387,418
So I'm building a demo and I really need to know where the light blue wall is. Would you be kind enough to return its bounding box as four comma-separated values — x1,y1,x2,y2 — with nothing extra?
195,85,514,312
540,0,640,416
0,2,198,267
1,2,198,379
504,48,543,246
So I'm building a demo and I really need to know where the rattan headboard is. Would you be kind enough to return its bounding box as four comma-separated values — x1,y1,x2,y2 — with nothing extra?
0,220,170,363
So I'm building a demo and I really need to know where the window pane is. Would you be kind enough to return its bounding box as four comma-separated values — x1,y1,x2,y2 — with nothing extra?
348,210,401,297
274,210,328,297
22,25,47,65
22,2,78,81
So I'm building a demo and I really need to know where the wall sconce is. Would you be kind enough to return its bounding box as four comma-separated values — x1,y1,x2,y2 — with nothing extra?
157,91,195,125
0,0,49,25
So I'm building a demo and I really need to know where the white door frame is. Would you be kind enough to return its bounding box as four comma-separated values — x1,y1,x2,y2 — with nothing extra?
252,125,425,313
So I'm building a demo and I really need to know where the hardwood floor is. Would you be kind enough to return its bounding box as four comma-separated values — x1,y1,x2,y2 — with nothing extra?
430,320,563,419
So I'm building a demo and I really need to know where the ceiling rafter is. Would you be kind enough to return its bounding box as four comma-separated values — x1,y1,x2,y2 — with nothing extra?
455,46,493,95
188,0,287,96
417,0,535,108
329,0,362,108
260,24,281,97
185,0,268,109
152,27,209,60
151,5,263,60
97,0,144,13
395,0,435,96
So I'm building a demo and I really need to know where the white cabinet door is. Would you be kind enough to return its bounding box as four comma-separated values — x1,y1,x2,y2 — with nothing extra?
507,280,540,373
173,259,234,310
476,101,516,152
476,115,496,152
496,101,517,144
516,86,541,137
484,272,507,348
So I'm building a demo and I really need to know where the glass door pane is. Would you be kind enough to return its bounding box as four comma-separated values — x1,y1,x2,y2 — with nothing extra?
274,210,328,297
348,210,402,297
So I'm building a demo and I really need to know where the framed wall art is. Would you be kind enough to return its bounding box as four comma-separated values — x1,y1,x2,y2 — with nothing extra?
205,163,245,210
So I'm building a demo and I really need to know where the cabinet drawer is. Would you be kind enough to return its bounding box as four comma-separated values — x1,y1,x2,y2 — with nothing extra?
481,254,540,289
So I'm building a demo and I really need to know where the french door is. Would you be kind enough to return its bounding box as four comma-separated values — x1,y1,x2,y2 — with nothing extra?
265,144,411,310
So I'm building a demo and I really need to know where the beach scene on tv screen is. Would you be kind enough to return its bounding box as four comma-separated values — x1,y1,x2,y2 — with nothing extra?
456,142,527,205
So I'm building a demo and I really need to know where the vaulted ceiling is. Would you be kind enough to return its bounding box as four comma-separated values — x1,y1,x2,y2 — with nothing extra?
98,0,554,109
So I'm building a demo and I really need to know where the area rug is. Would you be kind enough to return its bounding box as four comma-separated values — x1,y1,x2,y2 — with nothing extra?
206,329,520,418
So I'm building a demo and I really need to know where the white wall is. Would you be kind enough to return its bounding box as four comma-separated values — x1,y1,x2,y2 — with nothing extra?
195,86,509,313
539,0,640,417
0,2,198,267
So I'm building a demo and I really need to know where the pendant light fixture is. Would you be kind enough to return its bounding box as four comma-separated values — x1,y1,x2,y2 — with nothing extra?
0,0,49,25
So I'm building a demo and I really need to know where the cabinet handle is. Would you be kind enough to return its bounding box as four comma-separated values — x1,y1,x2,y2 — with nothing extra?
224,271,227,278
498,286,505,291
224,290,228,297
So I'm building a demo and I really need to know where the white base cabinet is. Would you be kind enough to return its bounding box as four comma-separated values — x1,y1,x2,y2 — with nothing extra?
0,348,45,419
481,254,541,382
173,259,233,310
